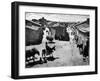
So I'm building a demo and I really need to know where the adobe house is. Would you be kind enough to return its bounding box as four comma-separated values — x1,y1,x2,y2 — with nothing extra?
75,19,89,38
74,18,90,45
38,17,70,41
25,20,44,45
51,26,69,41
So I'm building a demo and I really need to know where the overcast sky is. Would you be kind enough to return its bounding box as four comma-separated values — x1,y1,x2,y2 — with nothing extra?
26,12,89,22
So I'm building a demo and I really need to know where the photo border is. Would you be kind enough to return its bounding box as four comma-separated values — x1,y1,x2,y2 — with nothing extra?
11,1,98,79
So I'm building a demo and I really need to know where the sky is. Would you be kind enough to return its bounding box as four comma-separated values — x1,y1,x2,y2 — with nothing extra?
26,12,89,22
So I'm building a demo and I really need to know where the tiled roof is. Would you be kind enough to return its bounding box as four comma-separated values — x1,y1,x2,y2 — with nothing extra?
74,21,89,33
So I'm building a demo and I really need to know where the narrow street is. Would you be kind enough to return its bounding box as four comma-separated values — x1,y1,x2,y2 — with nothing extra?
26,41,89,68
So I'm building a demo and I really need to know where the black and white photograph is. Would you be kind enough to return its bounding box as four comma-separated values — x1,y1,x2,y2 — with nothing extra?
11,2,97,79
25,12,90,68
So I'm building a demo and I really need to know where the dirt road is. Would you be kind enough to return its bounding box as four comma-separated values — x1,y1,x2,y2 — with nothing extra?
26,41,89,68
